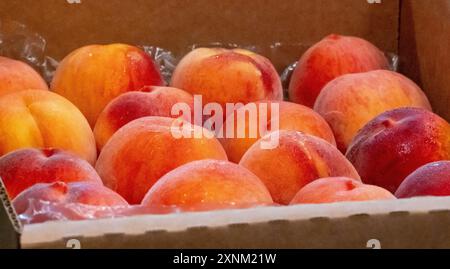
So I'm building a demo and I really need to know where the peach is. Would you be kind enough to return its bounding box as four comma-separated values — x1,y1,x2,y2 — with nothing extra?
51,44,164,126
0,148,102,199
346,108,450,193
290,177,395,205
314,70,432,152
94,86,194,151
171,48,283,110
0,56,48,97
142,160,273,212
288,34,389,107
396,161,450,198
219,100,336,163
13,181,129,216
96,116,228,204
239,130,360,205
0,90,96,164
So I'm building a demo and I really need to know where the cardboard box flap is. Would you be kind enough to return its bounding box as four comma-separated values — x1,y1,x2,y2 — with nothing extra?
21,197,450,249
0,177,21,248
399,0,450,121
0,178,22,232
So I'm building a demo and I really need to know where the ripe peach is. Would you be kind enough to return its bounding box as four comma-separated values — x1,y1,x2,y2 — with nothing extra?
395,161,450,198
314,70,432,152
171,48,283,109
290,177,395,205
239,130,360,205
95,116,228,204
142,160,273,212
51,44,164,126
219,101,336,163
94,86,194,151
0,90,97,164
13,181,129,216
0,56,48,97
346,108,450,193
288,34,389,107
0,148,102,199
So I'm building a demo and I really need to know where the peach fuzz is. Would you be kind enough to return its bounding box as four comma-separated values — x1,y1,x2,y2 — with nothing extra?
290,177,395,205
0,56,48,97
51,44,164,126
0,148,101,199
288,34,389,107
219,100,336,163
171,48,283,109
0,90,97,164
395,161,450,198
96,116,228,204
142,160,273,212
314,70,432,152
346,108,450,193
239,130,360,205
94,86,194,151
13,182,129,216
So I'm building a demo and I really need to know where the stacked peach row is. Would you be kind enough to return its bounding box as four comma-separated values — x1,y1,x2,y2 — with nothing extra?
0,35,449,223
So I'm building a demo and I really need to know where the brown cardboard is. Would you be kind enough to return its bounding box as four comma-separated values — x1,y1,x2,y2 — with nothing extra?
399,0,450,121
0,178,20,249
1,0,450,249
0,0,400,71
0,200,19,249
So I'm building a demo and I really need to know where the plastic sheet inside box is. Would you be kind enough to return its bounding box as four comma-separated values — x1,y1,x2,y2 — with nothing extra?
17,199,178,225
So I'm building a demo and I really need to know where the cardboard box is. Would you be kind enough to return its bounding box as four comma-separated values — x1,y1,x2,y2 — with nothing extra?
1,0,449,249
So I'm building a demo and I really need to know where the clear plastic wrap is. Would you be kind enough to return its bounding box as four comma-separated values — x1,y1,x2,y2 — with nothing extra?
17,199,181,225
0,20,58,83
17,199,276,225
140,45,178,84
1,20,399,225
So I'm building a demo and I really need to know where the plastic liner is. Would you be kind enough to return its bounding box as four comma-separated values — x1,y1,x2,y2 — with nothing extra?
17,199,181,225
17,199,276,225
0,20,57,83
140,45,177,85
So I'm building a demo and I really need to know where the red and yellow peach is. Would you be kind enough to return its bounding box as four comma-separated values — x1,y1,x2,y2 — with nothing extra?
171,48,283,109
240,130,360,205
395,161,450,198
0,56,48,97
290,177,395,205
288,34,389,107
13,181,129,216
314,70,432,152
51,44,164,126
346,108,450,193
0,148,101,199
220,100,336,163
94,86,194,150
0,90,97,164
95,116,228,204
142,159,273,212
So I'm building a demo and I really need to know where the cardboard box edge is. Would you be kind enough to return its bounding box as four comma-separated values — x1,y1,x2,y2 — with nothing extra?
20,196,450,249
0,177,21,249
